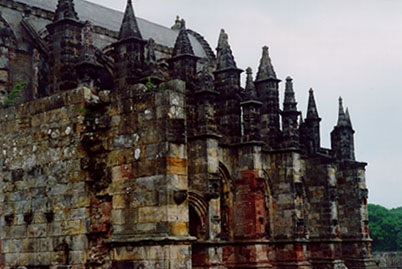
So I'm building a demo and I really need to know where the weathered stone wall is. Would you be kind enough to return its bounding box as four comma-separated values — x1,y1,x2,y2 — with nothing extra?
373,252,402,269
106,80,192,268
0,87,93,267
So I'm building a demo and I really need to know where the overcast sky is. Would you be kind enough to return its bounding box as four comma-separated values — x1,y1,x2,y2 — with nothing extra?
86,0,402,209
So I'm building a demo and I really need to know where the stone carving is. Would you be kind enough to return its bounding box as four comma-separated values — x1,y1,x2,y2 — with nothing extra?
173,190,188,205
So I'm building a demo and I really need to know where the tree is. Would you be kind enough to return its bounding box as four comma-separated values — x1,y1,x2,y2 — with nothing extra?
368,204,402,251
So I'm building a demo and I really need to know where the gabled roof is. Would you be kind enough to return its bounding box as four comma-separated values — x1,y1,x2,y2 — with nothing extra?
15,0,208,58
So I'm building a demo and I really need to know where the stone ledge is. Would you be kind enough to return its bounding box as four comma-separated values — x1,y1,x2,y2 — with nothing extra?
104,235,197,245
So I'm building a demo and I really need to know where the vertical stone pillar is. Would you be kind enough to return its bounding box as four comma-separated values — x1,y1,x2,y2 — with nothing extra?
306,163,345,268
188,87,223,267
337,162,378,269
107,80,193,268
268,151,310,268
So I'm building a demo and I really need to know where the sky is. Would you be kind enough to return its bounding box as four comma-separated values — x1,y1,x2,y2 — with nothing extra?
85,0,402,209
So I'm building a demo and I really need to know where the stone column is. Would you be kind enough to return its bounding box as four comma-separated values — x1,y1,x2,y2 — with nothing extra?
337,162,378,269
107,80,193,268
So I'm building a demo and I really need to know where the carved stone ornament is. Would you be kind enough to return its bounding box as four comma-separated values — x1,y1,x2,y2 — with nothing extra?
173,190,188,205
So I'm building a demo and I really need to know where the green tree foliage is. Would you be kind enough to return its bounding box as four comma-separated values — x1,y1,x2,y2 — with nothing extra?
368,204,402,251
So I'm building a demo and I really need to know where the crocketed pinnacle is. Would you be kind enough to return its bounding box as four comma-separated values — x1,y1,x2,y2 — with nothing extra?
118,0,143,41
54,0,79,22
306,88,319,119
245,67,257,98
172,30,195,57
283,76,297,111
256,46,278,82
337,97,352,127
216,29,237,70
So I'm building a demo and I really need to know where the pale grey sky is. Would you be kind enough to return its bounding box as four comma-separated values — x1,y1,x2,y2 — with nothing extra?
86,0,402,209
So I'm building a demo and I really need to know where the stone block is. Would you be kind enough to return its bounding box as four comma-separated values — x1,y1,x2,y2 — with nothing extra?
111,209,125,225
69,250,86,264
137,206,166,223
169,221,188,236
112,245,145,261
28,223,47,238
61,220,82,235
111,164,133,182
167,157,187,175
4,253,19,266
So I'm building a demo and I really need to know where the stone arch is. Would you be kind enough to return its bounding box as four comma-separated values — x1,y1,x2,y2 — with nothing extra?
262,169,274,238
188,191,208,240
219,162,235,240
0,14,17,99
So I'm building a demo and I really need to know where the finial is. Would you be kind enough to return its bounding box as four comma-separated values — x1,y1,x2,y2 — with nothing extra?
286,76,292,81
246,67,252,75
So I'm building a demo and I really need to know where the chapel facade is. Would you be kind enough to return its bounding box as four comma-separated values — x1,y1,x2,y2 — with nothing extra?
0,0,377,268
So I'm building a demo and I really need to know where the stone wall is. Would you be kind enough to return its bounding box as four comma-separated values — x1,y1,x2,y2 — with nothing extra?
373,252,402,268
0,87,93,267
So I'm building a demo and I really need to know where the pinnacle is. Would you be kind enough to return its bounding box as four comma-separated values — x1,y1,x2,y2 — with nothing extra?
283,75,297,111
256,46,278,82
118,0,143,41
245,67,257,98
306,88,319,119
172,29,195,57
337,97,352,127
216,29,238,70
54,0,79,22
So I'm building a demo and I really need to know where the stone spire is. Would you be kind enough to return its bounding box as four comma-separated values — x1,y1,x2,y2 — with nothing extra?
168,29,198,83
214,29,243,144
331,98,355,161
216,29,237,70
301,88,321,154
54,0,79,22
281,76,300,148
245,67,257,98
306,88,319,119
283,76,297,112
336,97,349,127
172,30,194,57
118,0,142,41
256,46,279,82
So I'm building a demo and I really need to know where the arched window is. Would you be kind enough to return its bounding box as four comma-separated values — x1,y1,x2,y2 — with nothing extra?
219,162,234,240
0,14,17,100
188,191,208,240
